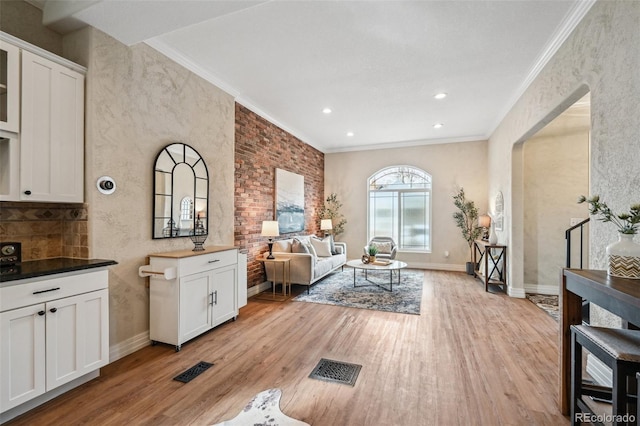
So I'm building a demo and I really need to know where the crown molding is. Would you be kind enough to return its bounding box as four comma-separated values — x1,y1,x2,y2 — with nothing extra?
486,0,597,139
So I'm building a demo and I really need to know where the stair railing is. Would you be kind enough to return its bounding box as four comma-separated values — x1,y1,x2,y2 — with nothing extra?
565,218,590,268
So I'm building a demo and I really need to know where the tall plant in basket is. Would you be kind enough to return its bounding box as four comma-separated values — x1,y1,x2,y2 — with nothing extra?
453,187,482,275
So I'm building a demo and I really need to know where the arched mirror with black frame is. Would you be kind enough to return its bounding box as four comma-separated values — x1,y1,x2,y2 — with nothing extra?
153,143,209,239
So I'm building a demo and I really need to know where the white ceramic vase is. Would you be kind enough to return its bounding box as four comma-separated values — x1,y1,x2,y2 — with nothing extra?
606,233,640,279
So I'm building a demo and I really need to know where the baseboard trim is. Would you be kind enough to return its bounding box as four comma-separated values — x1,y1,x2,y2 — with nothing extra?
248,281,272,297
508,286,526,298
524,283,559,296
109,331,150,363
408,262,466,272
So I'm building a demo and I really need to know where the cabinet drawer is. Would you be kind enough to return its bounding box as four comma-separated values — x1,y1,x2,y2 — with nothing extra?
0,269,108,312
178,249,237,277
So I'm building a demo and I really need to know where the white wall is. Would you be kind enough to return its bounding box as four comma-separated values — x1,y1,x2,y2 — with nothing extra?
488,0,640,298
325,140,487,270
523,130,589,294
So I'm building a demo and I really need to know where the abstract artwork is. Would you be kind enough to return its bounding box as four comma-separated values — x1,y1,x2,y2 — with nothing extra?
276,168,305,233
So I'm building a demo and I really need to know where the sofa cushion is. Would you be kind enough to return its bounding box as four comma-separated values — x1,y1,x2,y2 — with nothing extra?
310,237,332,257
314,257,334,278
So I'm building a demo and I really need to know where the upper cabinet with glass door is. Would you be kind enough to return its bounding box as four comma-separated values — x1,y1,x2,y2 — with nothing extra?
0,39,20,133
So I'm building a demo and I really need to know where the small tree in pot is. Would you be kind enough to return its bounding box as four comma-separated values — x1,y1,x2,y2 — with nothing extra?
453,187,482,275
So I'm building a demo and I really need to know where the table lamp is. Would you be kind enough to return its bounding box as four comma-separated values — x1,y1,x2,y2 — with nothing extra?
321,219,333,237
261,221,280,259
478,215,491,241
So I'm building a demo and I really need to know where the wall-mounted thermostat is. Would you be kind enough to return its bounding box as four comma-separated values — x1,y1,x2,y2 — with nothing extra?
97,176,116,195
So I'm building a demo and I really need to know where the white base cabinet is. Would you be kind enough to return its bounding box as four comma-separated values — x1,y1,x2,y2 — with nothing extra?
0,270,109,414
148,246,240,351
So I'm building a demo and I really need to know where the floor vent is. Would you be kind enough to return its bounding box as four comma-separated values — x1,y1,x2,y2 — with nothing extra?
173,361,214,383
309,358,361,386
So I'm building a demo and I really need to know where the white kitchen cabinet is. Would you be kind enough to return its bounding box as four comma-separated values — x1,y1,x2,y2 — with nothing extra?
0,39,20,133
146,246,240,351
0,31,86,203
20,49,84,202
0,270,109,414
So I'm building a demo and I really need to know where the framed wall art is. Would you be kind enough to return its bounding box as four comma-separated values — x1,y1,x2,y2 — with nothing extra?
275,168,305,233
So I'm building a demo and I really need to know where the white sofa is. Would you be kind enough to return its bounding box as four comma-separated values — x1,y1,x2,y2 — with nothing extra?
263,235,347,293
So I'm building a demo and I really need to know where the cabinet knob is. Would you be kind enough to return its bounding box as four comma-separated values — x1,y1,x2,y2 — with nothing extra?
50,307,57,313
38,310,45,316
24,190,32,195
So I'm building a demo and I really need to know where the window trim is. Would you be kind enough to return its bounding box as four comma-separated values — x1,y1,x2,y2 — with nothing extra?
367,165,432,253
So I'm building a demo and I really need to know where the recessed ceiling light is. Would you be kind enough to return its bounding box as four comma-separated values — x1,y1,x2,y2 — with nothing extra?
433,123,444,129
434,93,447,100
346,132,354,137
322,107,332,114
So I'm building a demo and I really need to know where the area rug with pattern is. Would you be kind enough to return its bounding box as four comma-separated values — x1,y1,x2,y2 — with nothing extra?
526,294,559,321
293,268,423,315
212,388,308,426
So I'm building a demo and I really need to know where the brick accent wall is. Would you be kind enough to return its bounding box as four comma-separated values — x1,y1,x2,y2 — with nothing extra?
235,103,324,289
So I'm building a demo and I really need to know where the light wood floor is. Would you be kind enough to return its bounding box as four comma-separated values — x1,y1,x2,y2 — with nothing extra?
6,270,568,425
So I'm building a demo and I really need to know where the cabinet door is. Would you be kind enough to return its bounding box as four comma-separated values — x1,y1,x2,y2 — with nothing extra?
180,271,213,344
0,304,46,412
211,265,237,326
45,289,109,390
20,50,84,202
0,40,20,133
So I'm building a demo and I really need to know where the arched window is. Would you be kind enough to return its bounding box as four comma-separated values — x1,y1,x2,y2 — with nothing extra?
368,166,432,252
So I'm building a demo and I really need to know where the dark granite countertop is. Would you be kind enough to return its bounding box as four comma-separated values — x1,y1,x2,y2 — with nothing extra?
0,258,118,283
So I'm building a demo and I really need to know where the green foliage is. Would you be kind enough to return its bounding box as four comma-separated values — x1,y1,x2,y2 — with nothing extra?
452,187,482,261
578,195,640,235
319,193,347,237
368,245,379,256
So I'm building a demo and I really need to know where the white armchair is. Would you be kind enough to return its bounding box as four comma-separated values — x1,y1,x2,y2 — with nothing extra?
364,236,397,260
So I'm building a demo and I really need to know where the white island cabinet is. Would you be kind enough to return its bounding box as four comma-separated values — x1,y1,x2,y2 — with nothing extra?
146,246,245,352
0,268,109,419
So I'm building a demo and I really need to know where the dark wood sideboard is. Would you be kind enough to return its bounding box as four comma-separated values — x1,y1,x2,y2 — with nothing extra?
559,269,640,415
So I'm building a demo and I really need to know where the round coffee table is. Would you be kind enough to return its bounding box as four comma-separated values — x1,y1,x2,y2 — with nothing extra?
345,259,408,292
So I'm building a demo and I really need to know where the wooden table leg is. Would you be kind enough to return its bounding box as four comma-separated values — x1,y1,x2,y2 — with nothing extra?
559,270,583,415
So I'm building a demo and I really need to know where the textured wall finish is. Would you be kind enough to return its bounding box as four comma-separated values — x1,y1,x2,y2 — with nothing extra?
64,27,236,348
235,104,324,288
0,202,88,260
325,140,488,270
488,0,640,297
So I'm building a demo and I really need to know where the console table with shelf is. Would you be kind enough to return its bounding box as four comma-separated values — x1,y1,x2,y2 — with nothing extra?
472,239,507,293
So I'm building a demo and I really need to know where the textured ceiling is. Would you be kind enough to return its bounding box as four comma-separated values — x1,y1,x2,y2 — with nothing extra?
40,0,595,152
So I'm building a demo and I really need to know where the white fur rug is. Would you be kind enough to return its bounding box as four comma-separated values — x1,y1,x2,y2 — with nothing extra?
213,388,309,426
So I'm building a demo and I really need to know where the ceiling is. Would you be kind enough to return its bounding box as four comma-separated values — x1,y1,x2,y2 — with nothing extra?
37,0,595,153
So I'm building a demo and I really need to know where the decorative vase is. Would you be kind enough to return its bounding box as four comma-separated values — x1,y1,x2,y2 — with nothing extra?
606,233,640,279
369,255,376,263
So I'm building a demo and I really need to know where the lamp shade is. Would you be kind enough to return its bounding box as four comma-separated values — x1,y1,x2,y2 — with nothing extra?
261,221,280,237
320,219,333,231
478,215,491,228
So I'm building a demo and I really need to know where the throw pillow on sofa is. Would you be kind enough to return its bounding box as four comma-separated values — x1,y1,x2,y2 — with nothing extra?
310,237,332,257
292,238,310,254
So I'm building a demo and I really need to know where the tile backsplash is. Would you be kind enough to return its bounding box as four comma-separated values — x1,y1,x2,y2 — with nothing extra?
0,202,89,261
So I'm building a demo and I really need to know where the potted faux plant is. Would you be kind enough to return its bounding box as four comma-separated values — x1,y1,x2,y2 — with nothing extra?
578,195,640,278
453,187,482,275
367,245,379,263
